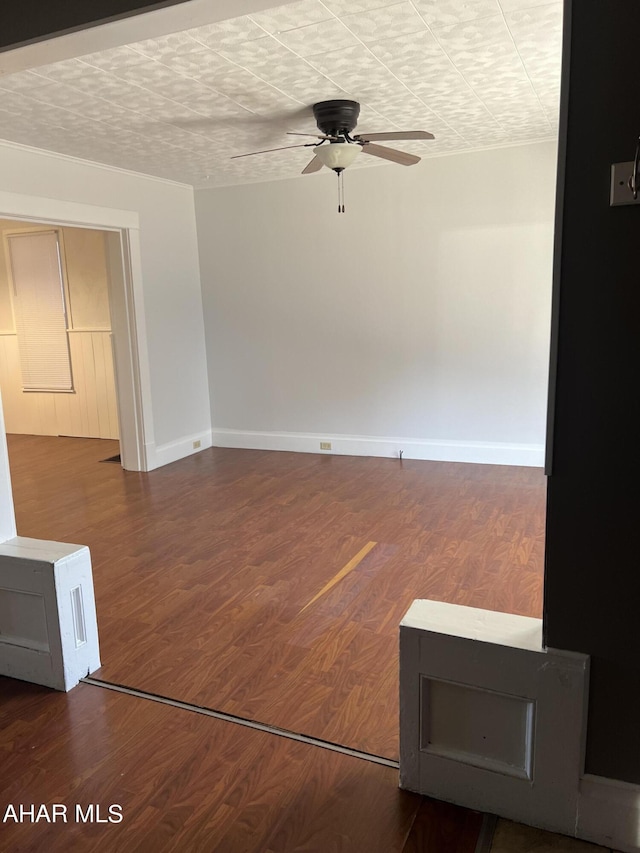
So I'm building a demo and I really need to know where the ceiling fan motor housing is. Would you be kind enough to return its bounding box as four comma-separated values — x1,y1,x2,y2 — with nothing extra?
313,100,360,137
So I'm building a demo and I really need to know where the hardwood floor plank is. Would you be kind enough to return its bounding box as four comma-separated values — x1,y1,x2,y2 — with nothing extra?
5,436,546,759
300,540,377,613
0,677,427,853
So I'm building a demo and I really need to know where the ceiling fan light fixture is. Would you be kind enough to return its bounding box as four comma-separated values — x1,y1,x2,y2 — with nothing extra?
313,141,361,171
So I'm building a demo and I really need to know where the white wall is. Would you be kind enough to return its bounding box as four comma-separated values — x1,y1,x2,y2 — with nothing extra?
0,141,212,458
196,142,556,466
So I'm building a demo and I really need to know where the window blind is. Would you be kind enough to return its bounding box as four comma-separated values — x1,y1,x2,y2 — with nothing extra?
7,231,74,392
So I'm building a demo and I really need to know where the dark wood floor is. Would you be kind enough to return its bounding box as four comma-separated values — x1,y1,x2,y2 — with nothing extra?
5,434,546,759
1,435,545,851
0,676,484,853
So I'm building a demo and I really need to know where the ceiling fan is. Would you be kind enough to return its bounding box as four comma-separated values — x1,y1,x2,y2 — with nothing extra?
231,99,434,212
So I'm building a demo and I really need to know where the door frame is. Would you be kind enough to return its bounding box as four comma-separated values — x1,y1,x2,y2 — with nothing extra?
0,189,153,471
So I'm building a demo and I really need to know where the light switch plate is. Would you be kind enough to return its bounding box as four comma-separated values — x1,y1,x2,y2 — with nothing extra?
610,161,640,206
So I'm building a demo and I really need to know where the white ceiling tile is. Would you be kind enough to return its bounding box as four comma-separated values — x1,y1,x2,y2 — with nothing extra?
516,48,560,94
154,45,225,78
275,19,360,56
408,75,479,103
75,74,117,102
99,59,185,90
25,82,110,113
218,42,344,102
179,90,256,120
479,86,539,114
434,15,513,54
321,0,404,15
34,58,95,84
73,100,139,126
306,44,401,92
350,112,402,133
0,1,562,186
127,31,202,58
371,41,458,86
413,0,501,29
89,83,162,112
240,56,346,103
360,92,423,118
449,42,522,78
462,127,511,144
505,4,563,44
193,64,304,115
537,89,560,113
266,73,346,104
471,74,536,102
435,100,499,124
358,83,424,115
497,110,551,129
117,118,204,148
368,28,444,64
249,1,333,33
409,84,491,122
78,45,152,70
526,61,561,86
185,17,267,48
0,71,58,92
216,35,292,73
422,139,472,155
341,3,429,44
486,97,545,122
499,0,560,11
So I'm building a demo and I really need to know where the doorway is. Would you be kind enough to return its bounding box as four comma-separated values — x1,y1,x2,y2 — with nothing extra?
0,191,151,473
0,221,120,449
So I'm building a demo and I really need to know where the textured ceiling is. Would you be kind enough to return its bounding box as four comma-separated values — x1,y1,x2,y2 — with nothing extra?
0,0,562,187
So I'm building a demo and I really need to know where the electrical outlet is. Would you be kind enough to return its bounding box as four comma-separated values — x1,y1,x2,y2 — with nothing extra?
320,441,331,450
193,440,201,449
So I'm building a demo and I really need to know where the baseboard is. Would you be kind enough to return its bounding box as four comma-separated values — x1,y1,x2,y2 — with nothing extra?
146,429,212,471
212,429,544,467
576,774,640,852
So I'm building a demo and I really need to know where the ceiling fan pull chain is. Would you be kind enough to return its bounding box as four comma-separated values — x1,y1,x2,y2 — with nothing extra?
337,170,345,213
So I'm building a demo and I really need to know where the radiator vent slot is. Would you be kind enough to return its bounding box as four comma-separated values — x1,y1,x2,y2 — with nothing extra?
70,586,87,648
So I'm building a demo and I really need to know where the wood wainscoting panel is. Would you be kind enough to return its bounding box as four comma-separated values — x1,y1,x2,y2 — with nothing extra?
54,332,118,440
0,332,118,439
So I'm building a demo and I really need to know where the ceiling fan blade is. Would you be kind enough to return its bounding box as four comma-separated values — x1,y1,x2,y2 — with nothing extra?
302,155,323,174
231,143,315,160
361,142,421,166
356,131,435,142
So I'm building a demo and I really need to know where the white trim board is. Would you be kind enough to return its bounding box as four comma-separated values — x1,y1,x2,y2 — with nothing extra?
212,429,544,467
0,186,139,231
147,429,213,471
577,774,640,853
